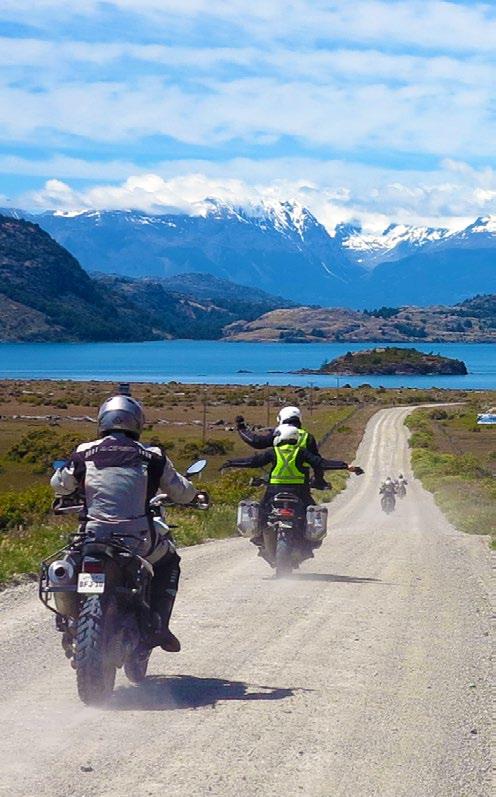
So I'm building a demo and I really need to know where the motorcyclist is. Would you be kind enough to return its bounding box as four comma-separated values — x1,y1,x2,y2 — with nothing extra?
235,405,327,487
50,394,198,653
396,472,408,497
379,477,397,497
221,424,363,558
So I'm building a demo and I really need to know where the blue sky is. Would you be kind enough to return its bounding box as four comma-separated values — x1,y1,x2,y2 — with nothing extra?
0,1,495,231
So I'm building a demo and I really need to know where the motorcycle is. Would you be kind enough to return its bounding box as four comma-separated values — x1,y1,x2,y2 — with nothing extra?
380,492,396,514
397,482,407,499
39,459,209,706
237,475,329,578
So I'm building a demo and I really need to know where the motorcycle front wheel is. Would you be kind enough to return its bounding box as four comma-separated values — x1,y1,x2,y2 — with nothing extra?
381,499,394,514
75,594,117,706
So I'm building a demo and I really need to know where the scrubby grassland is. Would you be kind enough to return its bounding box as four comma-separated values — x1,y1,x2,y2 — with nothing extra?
405,404,496,545
224,295,496,343
0,379,490,584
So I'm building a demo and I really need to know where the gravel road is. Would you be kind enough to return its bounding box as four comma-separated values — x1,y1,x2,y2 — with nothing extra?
0,406,492,797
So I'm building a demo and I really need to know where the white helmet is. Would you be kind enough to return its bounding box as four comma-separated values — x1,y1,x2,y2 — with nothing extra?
277,406,301,425
385,476,392,484
273,424,300,446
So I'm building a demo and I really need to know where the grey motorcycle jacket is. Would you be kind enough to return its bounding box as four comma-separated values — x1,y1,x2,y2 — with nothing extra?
51,432,196,562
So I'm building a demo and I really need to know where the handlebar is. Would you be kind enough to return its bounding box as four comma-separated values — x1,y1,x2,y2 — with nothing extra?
52,494,84,514
149,493,174,507
150,492,210,511
53,489,210,516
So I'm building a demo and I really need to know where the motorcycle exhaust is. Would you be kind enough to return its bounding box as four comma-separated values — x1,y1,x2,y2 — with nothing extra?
48,559,75,585
48,558,78,617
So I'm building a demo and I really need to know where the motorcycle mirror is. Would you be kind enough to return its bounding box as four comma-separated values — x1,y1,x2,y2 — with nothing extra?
52,459,68,470
186,459,207,476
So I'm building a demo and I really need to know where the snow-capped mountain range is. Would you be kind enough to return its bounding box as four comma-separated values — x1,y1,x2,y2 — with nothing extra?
3,203,496,308
338,222,452,269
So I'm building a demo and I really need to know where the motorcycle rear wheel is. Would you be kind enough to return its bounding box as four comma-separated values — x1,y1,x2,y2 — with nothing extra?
275,536,292,578
75,594,117,706
124,649,151,684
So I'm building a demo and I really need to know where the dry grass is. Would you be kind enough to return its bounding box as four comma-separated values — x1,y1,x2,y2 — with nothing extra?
1,379,494,583
406,405,496,545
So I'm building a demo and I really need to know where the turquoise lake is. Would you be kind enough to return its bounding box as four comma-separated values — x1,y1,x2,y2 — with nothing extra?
0,340,494,389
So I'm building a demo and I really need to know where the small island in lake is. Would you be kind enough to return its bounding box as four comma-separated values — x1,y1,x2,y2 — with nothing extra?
299,347,468,376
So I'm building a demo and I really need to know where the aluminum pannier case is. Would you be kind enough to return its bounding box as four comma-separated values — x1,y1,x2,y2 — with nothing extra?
305,504,328,541
237,500,260,538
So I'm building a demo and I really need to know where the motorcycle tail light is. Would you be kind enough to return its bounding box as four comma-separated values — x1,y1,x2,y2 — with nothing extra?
277,508,295,518
82,560,104,573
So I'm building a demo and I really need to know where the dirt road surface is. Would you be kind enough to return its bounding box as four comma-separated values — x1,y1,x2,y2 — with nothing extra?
0,407,492,797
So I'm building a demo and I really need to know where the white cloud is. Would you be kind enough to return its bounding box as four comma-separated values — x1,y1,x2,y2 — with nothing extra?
0,3,494,161
0,154,139,179
18,158,496,233
1,0,496,233
0,70,494,158
1,38,494,91
2,2,496,52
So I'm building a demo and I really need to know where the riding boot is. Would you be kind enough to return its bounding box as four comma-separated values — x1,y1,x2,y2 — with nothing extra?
156,595,181,652
151,552,181,652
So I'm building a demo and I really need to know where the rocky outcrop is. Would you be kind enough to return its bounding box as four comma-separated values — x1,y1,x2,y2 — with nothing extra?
300,347,468,376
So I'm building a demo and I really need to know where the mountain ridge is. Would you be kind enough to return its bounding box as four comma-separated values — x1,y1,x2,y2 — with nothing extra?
0,216,289,342
2,204,495,309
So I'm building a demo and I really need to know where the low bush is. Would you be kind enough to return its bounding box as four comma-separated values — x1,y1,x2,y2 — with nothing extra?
170,504,239,546
0,485,53,531
203,470,259,505
407,411,496,544
180,437,234,459
7,430,83,474
0,523,68,584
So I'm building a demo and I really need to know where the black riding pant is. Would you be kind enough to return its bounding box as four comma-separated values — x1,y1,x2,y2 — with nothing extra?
150,550,181,632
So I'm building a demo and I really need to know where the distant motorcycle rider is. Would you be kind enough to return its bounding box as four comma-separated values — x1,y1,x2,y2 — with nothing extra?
50,394,198,652
379,477,397,497
397,472,408,497
235,405,327,487
222,424,363,556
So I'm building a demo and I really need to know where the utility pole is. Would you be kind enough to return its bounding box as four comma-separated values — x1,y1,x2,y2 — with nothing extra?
201,388,207,443
266,382,270,427
308,382,314,416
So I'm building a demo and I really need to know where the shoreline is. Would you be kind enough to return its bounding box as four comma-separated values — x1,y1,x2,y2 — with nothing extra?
0,340,493,390
1,336,496,346
0,377,489,392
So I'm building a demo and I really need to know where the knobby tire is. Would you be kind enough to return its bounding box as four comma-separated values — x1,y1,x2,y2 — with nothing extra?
275,535,292,579
75,594,117,706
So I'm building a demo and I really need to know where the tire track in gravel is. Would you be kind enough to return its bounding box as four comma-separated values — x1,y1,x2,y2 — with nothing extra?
0,406,491,797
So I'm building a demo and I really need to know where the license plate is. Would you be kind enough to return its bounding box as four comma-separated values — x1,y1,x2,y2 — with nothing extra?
77,572,106,594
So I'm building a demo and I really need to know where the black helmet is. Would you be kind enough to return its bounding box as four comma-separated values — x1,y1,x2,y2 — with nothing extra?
97,395,145,439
